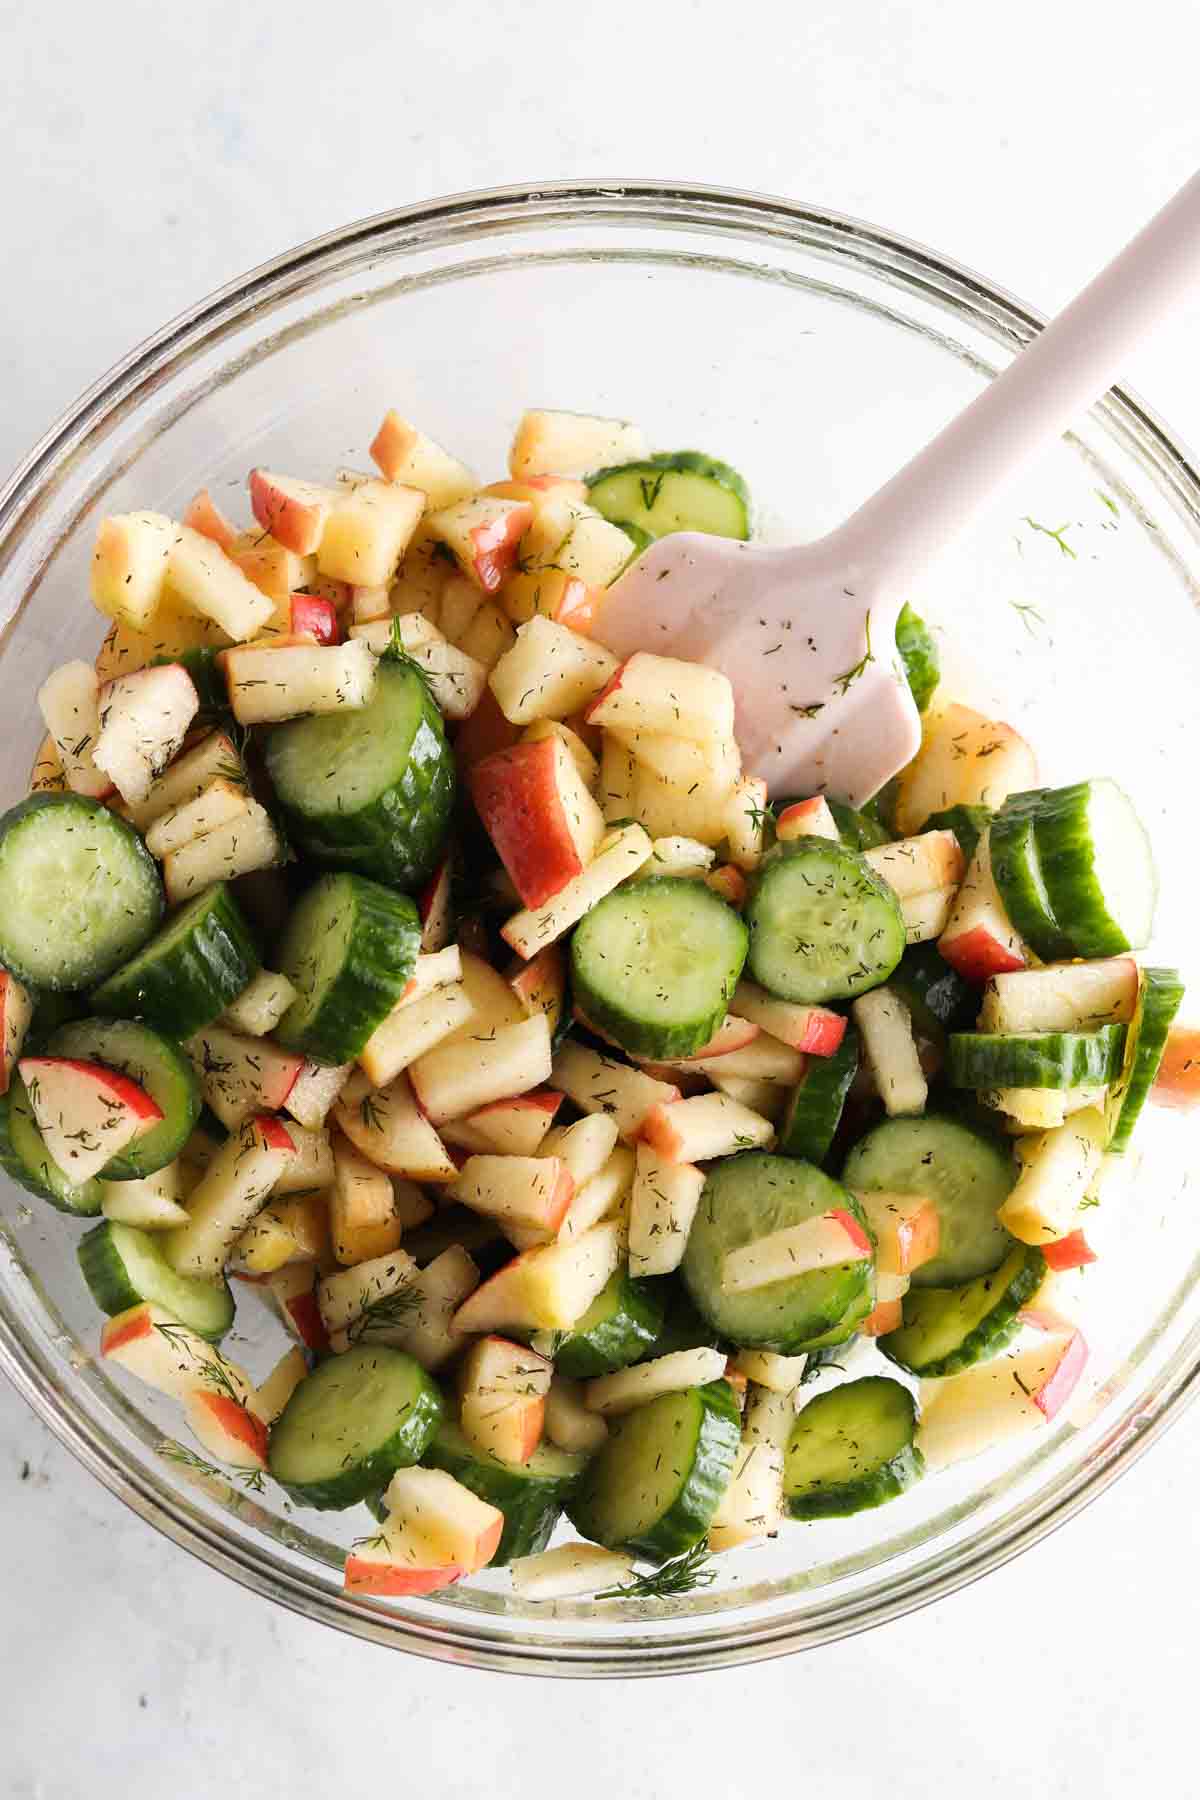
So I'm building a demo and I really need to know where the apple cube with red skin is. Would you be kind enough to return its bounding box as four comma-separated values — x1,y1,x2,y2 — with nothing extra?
37,660,111,799
184,1025,302,1130
508,411,648,481
938,831,1028,983
183,1389,270,1471
917,1331,1088,1470
266,1263,330,1353
19,1056,161,1184
249,469,337,555
343,1521,466,1597
460,1335,553,1466
170,525,277,641
290,592,339,644
501,569,598,635
283,1058,354,1130
167,1114,295,1282
719,1209,872,1294
776,796,840,842
585,651,736,745
93,663,200,806
417,857,453,953
730,981,847,1056
893,702,1038,838
254,1346,309,1425
317,481,426,588
101,1301,255,1404
381,1465,505,1571
182,488,239,552
368,412,477,509
706,864,747,908
0,972,34,1097
427,495,534,594
453,1219,623,1335
409,1015,553,1126
90,511,175,628
551,1042,679,1143
471,736,607,909
460,1090,563,1157
642,1092,775,1164
333,1070,458,1183
1151,1025,1200,1110
1041,1229,1098,1272
453,1154,574,1238
852,1191,940,1277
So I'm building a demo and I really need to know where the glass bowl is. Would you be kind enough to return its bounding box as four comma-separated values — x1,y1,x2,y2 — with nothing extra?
2,181,1198,1677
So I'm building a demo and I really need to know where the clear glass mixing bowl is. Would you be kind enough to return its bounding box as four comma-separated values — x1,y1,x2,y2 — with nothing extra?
1,182,1198,1676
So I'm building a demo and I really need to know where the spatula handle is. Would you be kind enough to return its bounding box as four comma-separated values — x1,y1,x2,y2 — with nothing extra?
831,169,1200,588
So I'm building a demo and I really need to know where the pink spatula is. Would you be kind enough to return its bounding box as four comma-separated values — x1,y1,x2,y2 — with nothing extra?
595,173,1200,805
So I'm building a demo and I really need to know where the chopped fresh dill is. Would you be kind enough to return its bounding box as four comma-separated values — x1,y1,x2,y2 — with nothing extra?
1023,517,1076,559
597,1540,717,1600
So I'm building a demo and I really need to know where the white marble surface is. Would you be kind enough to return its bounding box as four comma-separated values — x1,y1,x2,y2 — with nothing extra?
4,3,1200,1793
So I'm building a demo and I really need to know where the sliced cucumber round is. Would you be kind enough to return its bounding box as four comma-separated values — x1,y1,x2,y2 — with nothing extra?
1106,966,1185,1154
91,883,259,1040
267,1346,442,1510
682,1153,874,1353
275,872,421,1065
746,839,905,1005
921,803,992,865
879,1242,1045,1376
587,451,750,541
265,659,455,890
946,1024,1127,1092
0,1074,102,1215
567,1378,741,1562
0,793,162,990
842,1113,1015,1288
570,877,747,1060
991,794,1074,961
778,1025,859,1164
78,1220,234,1342
1031,779,1156,958
550,1269,667,1379
784,1376,923,1519
419,1419,586,1563
47,1019,200,1180
895,604,939,713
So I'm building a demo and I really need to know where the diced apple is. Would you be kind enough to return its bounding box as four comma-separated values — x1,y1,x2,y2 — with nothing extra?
453,1155,574,1239
221,970,298,1038
408,1015,553,1127
90,511,175,628
181,488,239,552
917,1330,1089,1469
343,1516,466,1596
706,864,748,908
184,1026,302,1130
586,651,736,746
489,615,619,727
509,1541,633,1601
626,761,738,849
458,597,518,671
37,660,110,798
505,945,567,1042
901,885,958,946
1041,1229,1098,1272
20,1056,160,1184
338,1244,479,1370
328,1132,402,1266
143,778,249,860
730,1348,809,1393
405,637,489,720
268,1123,335,1196
863,829,965,900
720,1209,872,1294
611,723,740,794
254,1346,309,1426
557,1146,635,1244
115,729,239,832
471,737,606,910
101,1301,256,1403
357,982,474,1089
508,410,647,480
415,858,452,954
669,1014,762,1063
729,982,847,1057
979,957,1141,1034
551,1042,679,1143
100,1162,191,1231
453,1219,623,1334
425,495,532,594
647,834,717,878
248,469,337,555
938,831,1028,982
460,1335,553,1465
226,530,315,607
501,822,653,959
382,1464,504,1573
642,1092,774,1163
316,480,425,587
501,569,598,636
349,583,391,625
707,1072,786,1122
435,954,527,1049
598,731,637,823
0,972,33,1098
709,1385,793,1550
549,512,634,590
435,574,482,647
221,638,375,726
485,475,591,509
998,1108,1107,1244
232,1187,332,1275
348,612,441,655
543,1377,609,1456
162,799,282,904
318,1245,419,1338
852,1190,940,1276
167,524,276,641
167,1114,295,1281
725,777,770,872
289,593,339,644
1152,1025,1200,1109
266,1262,329,1352
585,1346,728,1416
685,1034,804,1085
776,797,840,842
457,1091,563,1159
628,1142,705,1277
183,1388,269,1471
851,989,927,1117
368,411,476,508
284,1058,354,1130
92,663,199,805
334,1069,458,1183
894,702,1039,837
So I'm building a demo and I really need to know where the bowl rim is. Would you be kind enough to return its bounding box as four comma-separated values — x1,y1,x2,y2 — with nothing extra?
2,177,1199,1675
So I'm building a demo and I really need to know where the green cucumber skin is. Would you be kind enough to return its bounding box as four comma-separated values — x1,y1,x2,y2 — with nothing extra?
265,662,455,891
826,799,891,852
77,1221,235,1342
47,1019,200,1180
746,839,906,1006
0,1077,102,1215
268,1348,443,1511
922,804,992,865
895,605,940,713
778,1025,859,1163
1108,966,1186,1153
91,883,260,1040
567,1379,742,1563
1031,780,1157,959
784,1376,923,1520
275,873,421,1065
0,793,163,991
422,1421,585,1563
887,944,979,1044
946,1024,1127,1092
569,877,748,1061
152,648,230,720
879,1244,1045,1377
586,452,751,541
991,796,1075,962
553,1270,668,1379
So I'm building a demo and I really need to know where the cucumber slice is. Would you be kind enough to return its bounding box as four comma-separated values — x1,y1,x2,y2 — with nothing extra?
682,1153,874,1353
826,799,891,852
783,1376,922,1519
879,1243,1045,1376
570,877,748,1059
990,794,1074,961
614,520,654,568
0,1075,102,1215
1028,779,1157,958
921,803,992,865
419,1419,586,1563
887,943,978,1044
895,605,939,713
78,1220,234,1341
47,1019,200,1180
842,1114,1015,1287
586,451,750,541
1106,966,1185,1153
778,1026,859,1163
567,1378,741,1561
746,839,905,1006
267,1346,442,1510
946,1024,1126,1092
265,659,455,890
275,872,421,1065
0,793,162,990
91,883,259,1040
550,1268,667,1379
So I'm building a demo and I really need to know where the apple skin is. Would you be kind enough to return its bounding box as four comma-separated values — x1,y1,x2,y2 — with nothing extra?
249,469,335,556
1151,1026,1200,1110
186,1390,270,1467
1041,1229,1097,1272
343,1549,466,1597
290,593,338,644
939,922,1027,983
470,738,591,907
255,1114,296,1155
182,489,238,553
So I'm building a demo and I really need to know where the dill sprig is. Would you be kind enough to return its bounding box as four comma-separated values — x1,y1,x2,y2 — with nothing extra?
1023,516,1076,559
832,610,874,696
597,1541,717,1601
348,1283,423,1344
159,1440,266,1493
